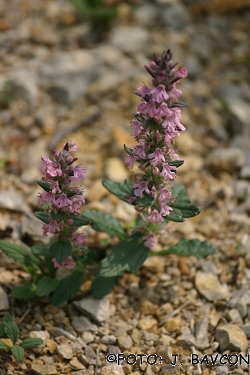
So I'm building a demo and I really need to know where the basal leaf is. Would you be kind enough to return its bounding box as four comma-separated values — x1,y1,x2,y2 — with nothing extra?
100,232,150,277
81,210,126,239
49,240,72,264
20,338,44,348
50,271,84,306
34,211,50,224
4,313,19,344
91,275,116,299
0,340,10,349
31,243,50,258
11,345,24,363
11,284,37,300
0,240,41,274
150,238,217,258
36,277,59,297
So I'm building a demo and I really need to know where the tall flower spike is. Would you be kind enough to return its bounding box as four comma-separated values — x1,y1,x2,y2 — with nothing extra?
39,141,86,268
126,50,188,249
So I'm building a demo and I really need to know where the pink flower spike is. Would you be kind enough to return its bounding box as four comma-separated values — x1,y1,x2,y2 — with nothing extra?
160,163,176,180
55,193,72,208
46,162,62,178
150,84,169,103
160,203,172,216
147,209,164,224
142,233,158,249
133,181,151,198
71,165,86,182
125,154,137,169
148,148,165,167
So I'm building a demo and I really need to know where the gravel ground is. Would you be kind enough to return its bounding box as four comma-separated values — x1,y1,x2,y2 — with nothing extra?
0,0,250,374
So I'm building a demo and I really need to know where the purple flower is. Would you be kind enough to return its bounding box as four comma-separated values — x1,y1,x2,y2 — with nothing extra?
148,148,165,167
147,209,164,224
133,181,151,198
142,233,158,249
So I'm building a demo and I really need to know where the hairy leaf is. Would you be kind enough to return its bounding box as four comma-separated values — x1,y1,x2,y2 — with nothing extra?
0,241,41,273
50,271,84,306
150,238,217,258
49,240,73,264
11,284,37,301
36,277,59,297
100,232,150,277
82,210,126,239
11,345,24,363
91,275,116,299
4,313,19,344
20,338,44,349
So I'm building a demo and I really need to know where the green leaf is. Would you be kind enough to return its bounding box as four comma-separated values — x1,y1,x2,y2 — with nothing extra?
124,144,132,155
11,345,24,363
4,313,19,344
31,243,50,258
51,210,67,222
36,180,51,192
166,185,200,222
0,340,10,349
34,211,50,224
150,238,217,258
11,284,37,300
81,210,126,239
50,240,73,264
71,214,89,226
102,179,155,208
50,271,84,306
102,179,133,203
168,160,184,168
100,232,150,278
91,275,116,299
36,277,59,297
0,240,41,272
20,338,43,349
0,322,5,337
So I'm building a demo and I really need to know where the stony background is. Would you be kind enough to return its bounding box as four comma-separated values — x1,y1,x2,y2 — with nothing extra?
0,0,250,374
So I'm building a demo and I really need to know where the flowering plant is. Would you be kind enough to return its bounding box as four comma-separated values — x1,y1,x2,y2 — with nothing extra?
0,50,216,305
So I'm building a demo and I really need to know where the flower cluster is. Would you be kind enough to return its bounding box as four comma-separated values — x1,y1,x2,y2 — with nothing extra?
125,49,188,249
38,141,86,268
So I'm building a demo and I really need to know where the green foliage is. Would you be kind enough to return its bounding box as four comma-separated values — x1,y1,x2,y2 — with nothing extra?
0,313,43,363
92,275,116,299
50,271,85,306
50,240,73,264
103,179,200,222
0,240,41,276
99,232,150,278
82,209,126,239
149,238,217,258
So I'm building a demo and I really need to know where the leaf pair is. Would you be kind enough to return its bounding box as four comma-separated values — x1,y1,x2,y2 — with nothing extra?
0,313,43,363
